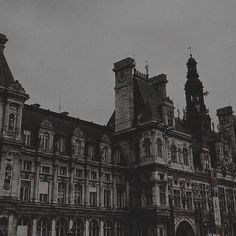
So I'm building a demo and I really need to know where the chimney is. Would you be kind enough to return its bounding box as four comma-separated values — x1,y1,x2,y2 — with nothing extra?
0,33,8,52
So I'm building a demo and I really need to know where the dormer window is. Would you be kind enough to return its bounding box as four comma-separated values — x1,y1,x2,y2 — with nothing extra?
114,151,121,164
88,146,95,160
143,139,151,157
59,136,66,154
40,131,50,150
72,138,81,156
23,130,31,147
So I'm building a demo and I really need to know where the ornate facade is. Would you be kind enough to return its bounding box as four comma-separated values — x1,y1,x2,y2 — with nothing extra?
0,33,236,236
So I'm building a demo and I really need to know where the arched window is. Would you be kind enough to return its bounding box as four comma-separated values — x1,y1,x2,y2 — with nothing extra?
56,218,68,236
171,145,177,163
143,139,151,157
0,217,8,236
157,139,163,157
117,221,125,236
89,220,99,236
183,148,189,165
104,221,113,236
38,218,51,236
88,146,95,160
74,219,84,236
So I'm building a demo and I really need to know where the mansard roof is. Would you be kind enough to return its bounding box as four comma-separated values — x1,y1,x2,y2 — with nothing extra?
22,104,112,142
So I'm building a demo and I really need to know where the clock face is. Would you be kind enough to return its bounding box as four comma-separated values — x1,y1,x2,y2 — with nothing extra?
117,71,127,83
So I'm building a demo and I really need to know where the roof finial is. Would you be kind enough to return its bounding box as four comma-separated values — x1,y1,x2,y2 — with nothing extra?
188,46,192,57
59,88,62,112
145,60,149,79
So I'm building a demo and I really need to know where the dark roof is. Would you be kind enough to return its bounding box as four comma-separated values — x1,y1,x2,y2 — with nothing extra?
0,48,14,88
22,104,111,142
175,118,191,135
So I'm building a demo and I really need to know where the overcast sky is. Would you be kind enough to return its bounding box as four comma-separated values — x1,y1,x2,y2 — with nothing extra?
0,0,236,125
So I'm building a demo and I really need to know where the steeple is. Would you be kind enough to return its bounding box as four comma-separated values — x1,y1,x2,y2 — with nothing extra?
184,54,211,134
0,33,14,88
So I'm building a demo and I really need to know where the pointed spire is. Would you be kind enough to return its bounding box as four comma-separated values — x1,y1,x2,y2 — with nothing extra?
0,33,15,88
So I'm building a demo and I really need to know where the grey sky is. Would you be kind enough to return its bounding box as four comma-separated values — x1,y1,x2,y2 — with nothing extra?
0,0,236,125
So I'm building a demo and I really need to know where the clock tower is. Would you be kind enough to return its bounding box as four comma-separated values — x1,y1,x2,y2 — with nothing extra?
113,57,135,132
185,54,211,136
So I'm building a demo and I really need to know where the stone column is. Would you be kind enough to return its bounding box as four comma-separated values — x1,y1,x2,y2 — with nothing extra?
153,183,159,206
113,174,117,208
126,180,129,208
16,105,23,140
100,219,104,236
3,102,9,136
32,217,38,236
85,219,89,236
99,169,104,207
113,221,117,236
33,160,40,202
51,218,56,236
85,169,89,206
69,167,75,205
52,164,58,204
69,218,74,231
8,214,17,236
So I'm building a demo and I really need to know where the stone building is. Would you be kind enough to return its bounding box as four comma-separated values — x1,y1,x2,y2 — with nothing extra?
0,33,236,236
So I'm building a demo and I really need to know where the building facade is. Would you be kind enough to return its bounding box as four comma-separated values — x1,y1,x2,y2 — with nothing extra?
0,33,236,236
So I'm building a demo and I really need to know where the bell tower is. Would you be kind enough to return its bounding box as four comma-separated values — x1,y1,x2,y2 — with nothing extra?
184,54,211,135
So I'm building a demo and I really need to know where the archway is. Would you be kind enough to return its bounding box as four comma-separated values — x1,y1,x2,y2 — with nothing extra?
176,221,195,236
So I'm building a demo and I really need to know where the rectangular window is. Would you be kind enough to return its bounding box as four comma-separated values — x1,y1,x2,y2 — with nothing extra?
39,181,49,204
117,189,125,208
74,184,82,205
75,168,83,178
159,186,166,206
20,180,31,202
173,190,181,208
90,192,97,207
186,192,193,210
104,189,111,207
218,187,226,213
91,171,97,180
59,166,67,176
41,165,51,174
23,160,32,171
40,131,50,150
200,184,207,211
104,173,111,182
59,136,66,154
58,182,67,204
23,130,31,147
226,188,234,213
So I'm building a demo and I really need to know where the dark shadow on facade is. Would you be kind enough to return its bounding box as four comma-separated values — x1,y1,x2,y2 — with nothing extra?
176,221,195,236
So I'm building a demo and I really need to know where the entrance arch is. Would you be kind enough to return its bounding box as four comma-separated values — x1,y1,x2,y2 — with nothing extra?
176,221,195,236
